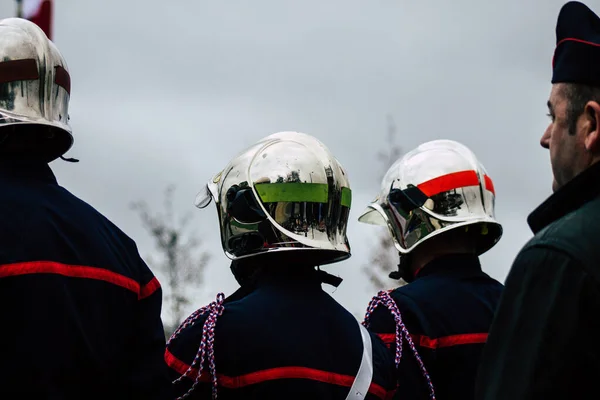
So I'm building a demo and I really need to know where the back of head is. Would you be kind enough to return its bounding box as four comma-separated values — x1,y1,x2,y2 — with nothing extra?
196,131,352,279
0,18,72,163
359,139,502,260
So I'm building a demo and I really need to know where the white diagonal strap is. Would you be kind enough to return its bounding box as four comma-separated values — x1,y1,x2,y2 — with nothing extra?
345,321,374,400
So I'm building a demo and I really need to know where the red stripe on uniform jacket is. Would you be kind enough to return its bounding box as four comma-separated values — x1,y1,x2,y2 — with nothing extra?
377,332,488,349
165,348,394,399
0,261,160,300
376,333,395,347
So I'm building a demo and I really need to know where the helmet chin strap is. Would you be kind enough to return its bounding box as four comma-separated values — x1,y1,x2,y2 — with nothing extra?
60,155,79,163
389,252,414,283
316,268,343,287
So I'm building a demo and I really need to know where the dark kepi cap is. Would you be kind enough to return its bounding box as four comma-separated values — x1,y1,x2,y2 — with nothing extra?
552,2,600,86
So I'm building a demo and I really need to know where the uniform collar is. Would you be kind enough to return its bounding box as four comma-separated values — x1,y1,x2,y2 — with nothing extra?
0,159,58,184
528,161,600,234
414,254,482,280
256,268,326,289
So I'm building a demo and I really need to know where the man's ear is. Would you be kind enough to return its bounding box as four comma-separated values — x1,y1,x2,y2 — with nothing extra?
584,101,600,152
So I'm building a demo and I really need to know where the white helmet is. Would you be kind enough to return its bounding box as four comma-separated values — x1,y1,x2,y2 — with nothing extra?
0,18,72,161
359,139,502,256
196,131,352,266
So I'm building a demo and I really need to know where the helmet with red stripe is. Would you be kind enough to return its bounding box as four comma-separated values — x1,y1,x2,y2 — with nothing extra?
359,139,502,256
0,18,72,162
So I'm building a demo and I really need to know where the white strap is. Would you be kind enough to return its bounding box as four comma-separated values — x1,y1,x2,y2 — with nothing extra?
345,322,374,400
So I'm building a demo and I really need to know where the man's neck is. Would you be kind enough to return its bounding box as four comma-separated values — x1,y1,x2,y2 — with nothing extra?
410,245,476,276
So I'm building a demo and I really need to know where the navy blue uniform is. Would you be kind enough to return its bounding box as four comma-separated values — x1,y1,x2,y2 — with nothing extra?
0,160,172,400
365,255,503,400
166,271,397,399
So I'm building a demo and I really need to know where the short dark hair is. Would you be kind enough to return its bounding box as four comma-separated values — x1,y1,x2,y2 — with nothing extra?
563,83,600,135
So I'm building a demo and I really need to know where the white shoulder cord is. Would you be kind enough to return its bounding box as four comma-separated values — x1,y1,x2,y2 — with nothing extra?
345,320,374,400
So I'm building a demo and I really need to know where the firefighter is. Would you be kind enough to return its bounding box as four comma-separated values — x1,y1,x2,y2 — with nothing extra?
0,18,172,399
165,131,398,399
360,140,504,399
476,2,600,398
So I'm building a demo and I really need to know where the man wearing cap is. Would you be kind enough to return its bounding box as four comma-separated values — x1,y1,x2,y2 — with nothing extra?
0,18,172,399
475,2,600,399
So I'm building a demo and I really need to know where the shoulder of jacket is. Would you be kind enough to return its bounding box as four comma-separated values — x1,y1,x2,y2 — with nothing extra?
526,205,596,257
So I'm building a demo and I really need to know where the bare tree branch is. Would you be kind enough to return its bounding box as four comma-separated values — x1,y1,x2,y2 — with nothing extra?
131,185,211,336
363,115,407,291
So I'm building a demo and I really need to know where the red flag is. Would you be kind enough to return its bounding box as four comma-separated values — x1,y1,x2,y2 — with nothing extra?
22,0,53,40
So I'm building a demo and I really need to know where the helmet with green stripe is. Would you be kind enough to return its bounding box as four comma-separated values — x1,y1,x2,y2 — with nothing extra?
195,131,352,265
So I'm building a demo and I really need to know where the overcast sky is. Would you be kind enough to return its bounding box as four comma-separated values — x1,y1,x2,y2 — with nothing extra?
0,0,580,323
